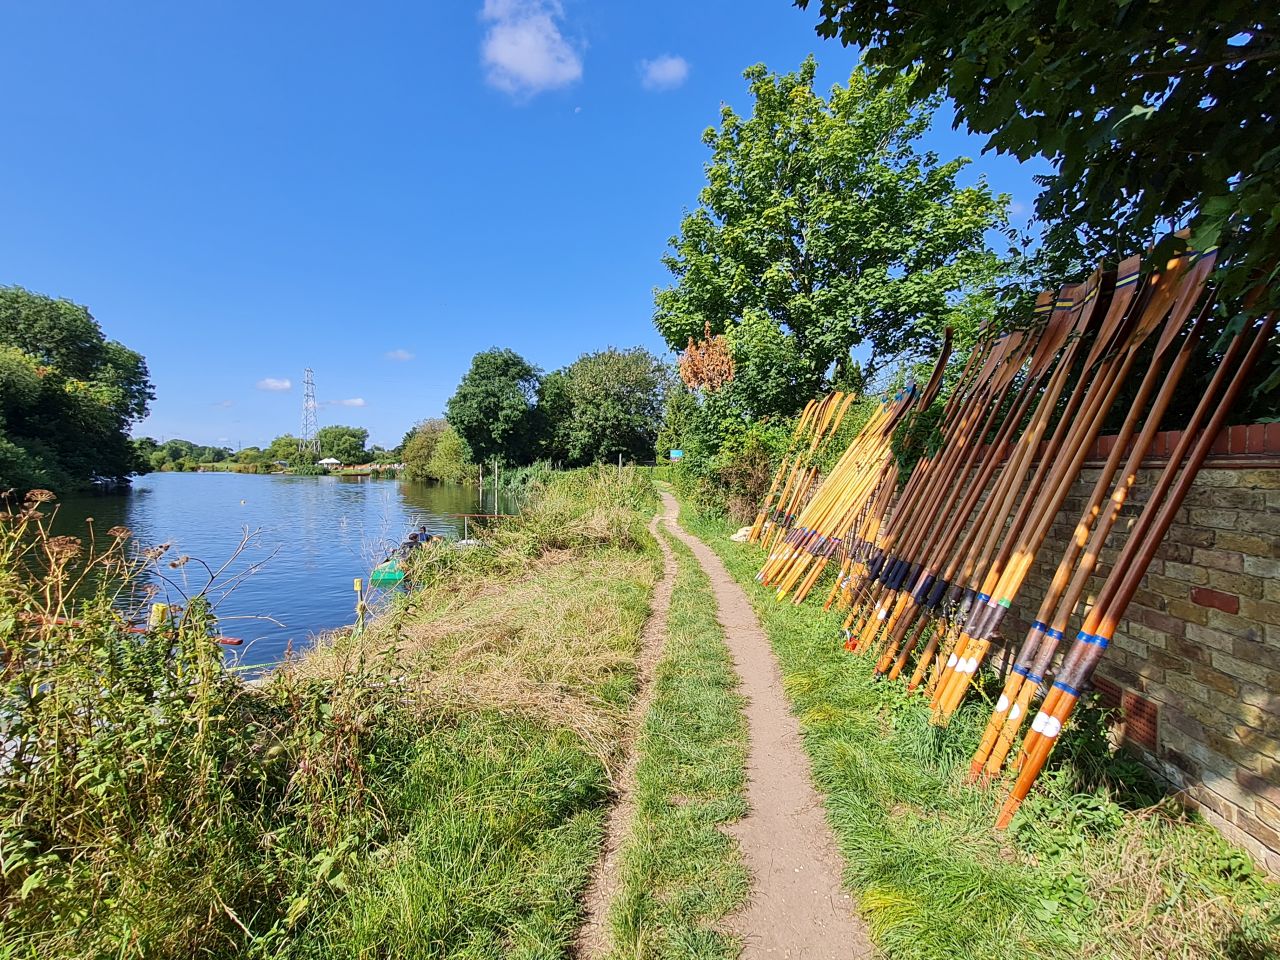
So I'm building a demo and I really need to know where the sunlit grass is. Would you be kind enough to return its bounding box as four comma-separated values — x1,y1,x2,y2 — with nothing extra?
0,468,660,960
608,527,749,959
679,507,1280,960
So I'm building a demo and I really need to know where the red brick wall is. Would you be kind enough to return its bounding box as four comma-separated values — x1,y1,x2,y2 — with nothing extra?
997,425,1280,875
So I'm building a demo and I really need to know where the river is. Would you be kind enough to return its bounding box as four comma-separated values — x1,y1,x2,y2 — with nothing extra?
49,472,517,671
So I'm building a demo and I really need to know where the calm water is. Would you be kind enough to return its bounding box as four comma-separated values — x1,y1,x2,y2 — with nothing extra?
50,472,516,670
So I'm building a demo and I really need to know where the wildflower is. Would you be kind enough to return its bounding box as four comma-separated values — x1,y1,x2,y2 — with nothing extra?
168,555,191,569
143,542,172,561
107,526,132,540
25,489,55,504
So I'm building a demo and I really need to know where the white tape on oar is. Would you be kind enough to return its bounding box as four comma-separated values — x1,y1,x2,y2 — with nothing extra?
1029,711,1061,738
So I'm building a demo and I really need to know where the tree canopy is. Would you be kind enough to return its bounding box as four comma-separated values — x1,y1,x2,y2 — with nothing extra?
315,425,369,465
548,348,672,466
0,286,153,491
445,349,544,466
653,59,1009,418
401,420,476,484
134,438,232,471
794,0,1279,311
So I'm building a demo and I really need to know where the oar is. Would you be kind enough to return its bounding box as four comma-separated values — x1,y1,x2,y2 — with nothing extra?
996,307,1277,828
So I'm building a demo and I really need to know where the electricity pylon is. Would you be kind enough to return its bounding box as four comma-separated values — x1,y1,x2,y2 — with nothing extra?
300,368,320,454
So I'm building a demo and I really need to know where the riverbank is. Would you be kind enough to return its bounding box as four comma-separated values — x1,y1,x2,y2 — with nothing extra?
0,468,660,959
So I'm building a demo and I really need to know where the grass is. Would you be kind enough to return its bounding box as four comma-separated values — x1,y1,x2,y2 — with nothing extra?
607,527,750,959
678,506,1280,960
0,467,663,959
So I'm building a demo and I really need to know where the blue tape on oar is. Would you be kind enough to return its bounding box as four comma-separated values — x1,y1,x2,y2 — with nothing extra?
1012,664,1030,678
1047,627,1064,640
1052,680,1083,697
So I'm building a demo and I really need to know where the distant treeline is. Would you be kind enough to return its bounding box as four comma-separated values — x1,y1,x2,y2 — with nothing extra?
135,427,397,473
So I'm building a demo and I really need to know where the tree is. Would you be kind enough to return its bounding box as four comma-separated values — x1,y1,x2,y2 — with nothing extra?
553,348,672,465
264,435,301,464
793,1,1279,311
535,369,573,464
315,425,369,465
0,287,154,491
401,419,449,481
426,426,476,484
445,349,543,466
656,383,701,462
654,59,1009,419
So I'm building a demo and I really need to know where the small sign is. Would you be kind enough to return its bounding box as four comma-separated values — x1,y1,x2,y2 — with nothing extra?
669,450,684,461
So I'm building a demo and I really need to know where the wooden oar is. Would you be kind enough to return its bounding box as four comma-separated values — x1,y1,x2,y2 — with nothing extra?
996,306,1276,828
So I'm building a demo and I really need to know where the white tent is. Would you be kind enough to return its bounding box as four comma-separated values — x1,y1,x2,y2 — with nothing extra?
318,457,341,467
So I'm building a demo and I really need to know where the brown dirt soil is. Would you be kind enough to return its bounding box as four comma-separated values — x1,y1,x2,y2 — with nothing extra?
664,494,874,959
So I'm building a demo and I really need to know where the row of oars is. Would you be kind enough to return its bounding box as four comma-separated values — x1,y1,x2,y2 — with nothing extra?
747,245,1269,822
749,391,857,551
757,332,954,606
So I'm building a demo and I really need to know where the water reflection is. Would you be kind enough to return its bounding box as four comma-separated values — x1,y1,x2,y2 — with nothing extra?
48,473,516,670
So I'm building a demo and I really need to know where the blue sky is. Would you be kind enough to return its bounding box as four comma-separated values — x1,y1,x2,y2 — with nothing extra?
2,0,1049,449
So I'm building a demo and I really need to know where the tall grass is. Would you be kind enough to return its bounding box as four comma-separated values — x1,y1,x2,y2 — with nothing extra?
0,466,660,958
679,506,1280,960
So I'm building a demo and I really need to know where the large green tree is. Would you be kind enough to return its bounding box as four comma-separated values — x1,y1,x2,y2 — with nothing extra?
549,348,672,466
0,287,153,491
445,349,543,466
793,1,1278,308
315,425,369,465
654,59,1009,417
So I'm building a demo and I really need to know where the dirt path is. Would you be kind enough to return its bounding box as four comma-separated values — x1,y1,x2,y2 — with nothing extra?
664,494,874,959
576,500,679,958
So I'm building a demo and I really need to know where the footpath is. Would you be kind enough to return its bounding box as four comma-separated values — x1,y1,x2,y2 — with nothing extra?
581,492,873,958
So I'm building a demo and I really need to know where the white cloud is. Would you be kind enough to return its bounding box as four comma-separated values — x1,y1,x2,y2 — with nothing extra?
212,399,234,408
481,0,582,98
386,348,415,361
256,378,292,391
336,398,366,408
640,54,689,91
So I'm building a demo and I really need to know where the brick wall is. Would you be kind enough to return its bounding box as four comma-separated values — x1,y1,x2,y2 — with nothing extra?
996,423,1280,875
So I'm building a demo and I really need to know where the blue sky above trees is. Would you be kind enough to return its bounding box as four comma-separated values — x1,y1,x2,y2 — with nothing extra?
0,0,1049,449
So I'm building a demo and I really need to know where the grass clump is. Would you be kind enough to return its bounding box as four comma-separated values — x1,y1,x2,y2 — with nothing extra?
679,506,1280,960
608,528,749,959
0,468,660,959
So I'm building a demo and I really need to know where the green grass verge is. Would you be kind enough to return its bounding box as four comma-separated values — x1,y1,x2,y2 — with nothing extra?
678,507,1279,960
0,468,661,960
608,527,750,959
290,548,659,959
301,715,609,959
